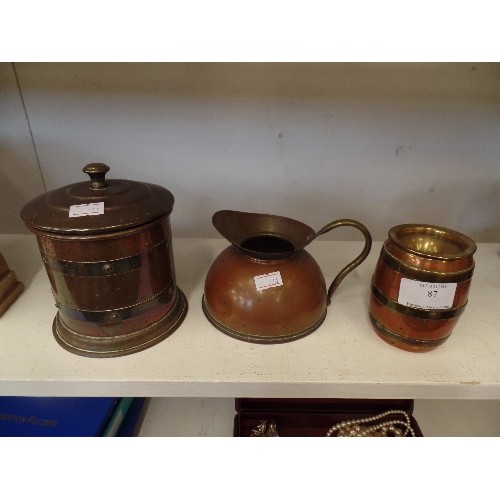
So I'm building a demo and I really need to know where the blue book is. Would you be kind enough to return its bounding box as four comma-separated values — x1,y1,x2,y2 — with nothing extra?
0,397,119,437
100,397,134,437
116,398,147,437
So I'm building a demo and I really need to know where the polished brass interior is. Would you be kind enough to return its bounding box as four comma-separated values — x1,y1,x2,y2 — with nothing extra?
389,224,477,260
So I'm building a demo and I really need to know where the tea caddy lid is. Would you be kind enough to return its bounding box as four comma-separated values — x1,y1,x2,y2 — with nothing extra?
20,163,175,235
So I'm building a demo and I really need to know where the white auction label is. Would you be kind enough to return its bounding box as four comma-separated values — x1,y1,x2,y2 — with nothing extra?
254,271,283,292
398,278,457,310
69,202,105,218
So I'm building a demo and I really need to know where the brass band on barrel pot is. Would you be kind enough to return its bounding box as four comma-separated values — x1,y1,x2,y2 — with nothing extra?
370,281,466,320
369,280,463,344
368,314,452,348
379,245,475,283
374,256,473,312
369,224,476,352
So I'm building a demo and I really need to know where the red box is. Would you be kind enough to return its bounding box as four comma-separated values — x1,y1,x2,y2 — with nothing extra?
234,398,423,437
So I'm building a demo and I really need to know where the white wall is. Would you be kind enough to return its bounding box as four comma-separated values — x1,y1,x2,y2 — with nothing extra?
4,63,500,242
0,63,45,234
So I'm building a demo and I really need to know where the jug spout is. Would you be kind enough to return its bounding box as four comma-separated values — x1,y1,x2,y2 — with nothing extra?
212,210,316,259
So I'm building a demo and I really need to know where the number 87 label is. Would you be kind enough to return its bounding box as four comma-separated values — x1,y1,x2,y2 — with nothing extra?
398,278,457,310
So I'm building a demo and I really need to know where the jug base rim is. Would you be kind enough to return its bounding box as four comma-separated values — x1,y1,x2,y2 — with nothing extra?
202,296,326,344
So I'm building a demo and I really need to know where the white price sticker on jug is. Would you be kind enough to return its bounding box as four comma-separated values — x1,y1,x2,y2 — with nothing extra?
398,278,457,310
254,271,283,292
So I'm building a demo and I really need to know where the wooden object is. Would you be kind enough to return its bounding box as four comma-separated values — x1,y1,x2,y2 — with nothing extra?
0,253,24,317
234,398,423,437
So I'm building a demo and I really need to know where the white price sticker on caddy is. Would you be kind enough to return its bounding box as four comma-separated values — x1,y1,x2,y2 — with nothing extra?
254,271,283,292
398,278,457,310
69,202,105,217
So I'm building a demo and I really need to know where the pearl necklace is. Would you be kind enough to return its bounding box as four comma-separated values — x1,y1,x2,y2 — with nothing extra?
325,410,416,437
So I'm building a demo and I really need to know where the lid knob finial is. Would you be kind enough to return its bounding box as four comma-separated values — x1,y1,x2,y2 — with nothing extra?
83,163,110,190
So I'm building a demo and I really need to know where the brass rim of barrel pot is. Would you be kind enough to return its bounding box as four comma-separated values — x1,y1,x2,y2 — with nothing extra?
388,224,477,260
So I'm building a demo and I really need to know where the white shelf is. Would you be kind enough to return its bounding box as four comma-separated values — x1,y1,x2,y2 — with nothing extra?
1,234,499,399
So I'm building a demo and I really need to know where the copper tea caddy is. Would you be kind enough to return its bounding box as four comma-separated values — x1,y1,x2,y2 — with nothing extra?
21,163,187,357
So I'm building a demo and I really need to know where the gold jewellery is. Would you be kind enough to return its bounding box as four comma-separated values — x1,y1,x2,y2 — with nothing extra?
250,420,279,437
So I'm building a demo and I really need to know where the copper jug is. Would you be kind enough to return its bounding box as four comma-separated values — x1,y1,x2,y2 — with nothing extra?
20,163,188,357
203,210,372,343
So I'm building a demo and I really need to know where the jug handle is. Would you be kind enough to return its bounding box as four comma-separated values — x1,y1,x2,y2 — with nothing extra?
312,219,372,305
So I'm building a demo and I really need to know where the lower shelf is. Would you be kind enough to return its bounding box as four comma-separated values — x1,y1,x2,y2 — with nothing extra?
137,397,500,437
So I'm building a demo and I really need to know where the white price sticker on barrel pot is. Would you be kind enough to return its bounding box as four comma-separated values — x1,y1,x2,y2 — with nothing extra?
69,202,105,217
254,271,283,292
398,278,457,310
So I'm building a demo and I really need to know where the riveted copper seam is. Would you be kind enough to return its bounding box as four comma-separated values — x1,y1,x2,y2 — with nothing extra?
369,314,451,347
380,245,475,283
41,239,170,276
58,282,175,323
371,282,466,320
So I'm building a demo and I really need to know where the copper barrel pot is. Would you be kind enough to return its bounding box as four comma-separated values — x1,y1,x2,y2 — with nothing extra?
369,224,476,352
20,163,187,357
203,210,372,343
